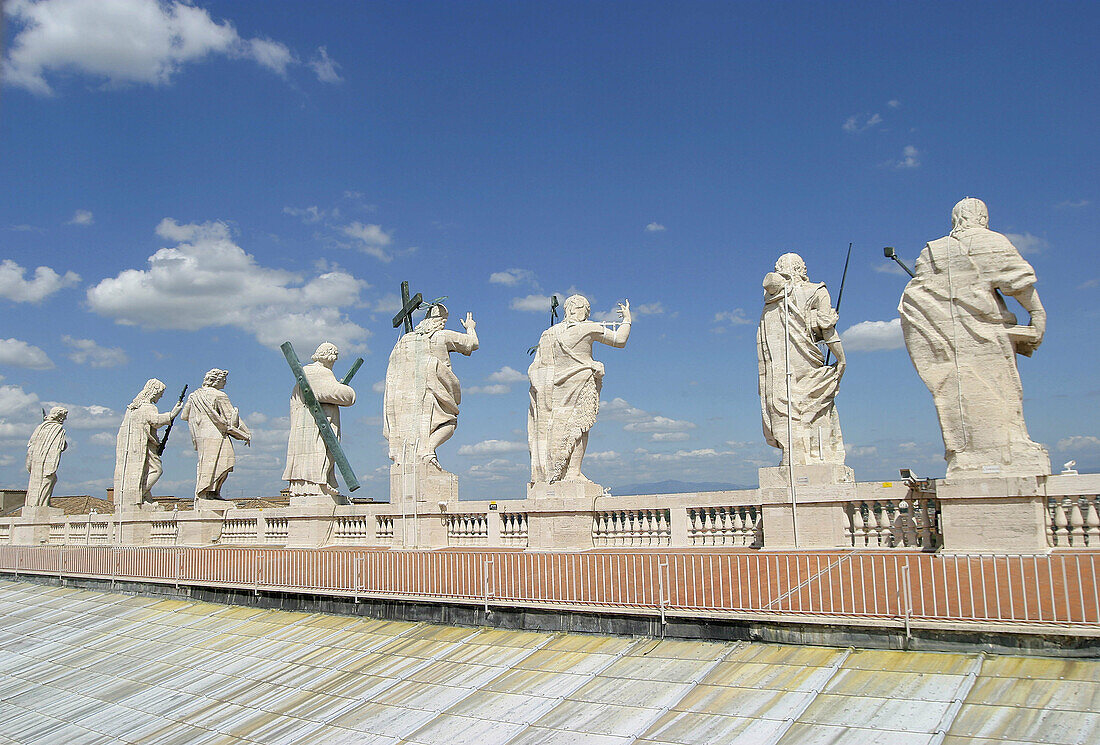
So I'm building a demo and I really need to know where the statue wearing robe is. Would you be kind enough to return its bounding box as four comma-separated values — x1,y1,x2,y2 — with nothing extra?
757,253,847,467
26,407,67,508
283,343,356,497
114,379,181,508
182,369,251,500
899,197,1049,478
528,295,631,483
383,305,478,468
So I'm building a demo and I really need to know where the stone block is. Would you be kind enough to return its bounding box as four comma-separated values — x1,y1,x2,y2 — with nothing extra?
390,463,458,511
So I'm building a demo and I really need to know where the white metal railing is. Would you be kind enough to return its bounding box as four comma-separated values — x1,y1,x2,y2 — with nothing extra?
448,514,489,546
500,512,529,548
846,498,941,550
688,506,763,547
593,509,671,546
1048,495,1100,548
0,546,1095,628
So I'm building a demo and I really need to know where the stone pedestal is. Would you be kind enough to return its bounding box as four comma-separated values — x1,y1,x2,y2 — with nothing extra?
391,513,449,549
178,506,227,546
759,465,856,549
527,480,604,503
117,504,159,545
523,481,602,549
937,476,1048,553
289,493,350,509
12,506,63,545
389,462,458,512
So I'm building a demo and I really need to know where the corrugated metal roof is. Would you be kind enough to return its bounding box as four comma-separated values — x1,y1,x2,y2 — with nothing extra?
0,579,1097,745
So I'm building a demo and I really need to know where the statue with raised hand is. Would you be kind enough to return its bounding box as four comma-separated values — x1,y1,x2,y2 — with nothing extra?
114,379,182,508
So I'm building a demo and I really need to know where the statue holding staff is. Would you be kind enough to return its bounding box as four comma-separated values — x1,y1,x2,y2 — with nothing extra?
26,407,68,508
182,368,251,500
114,379,182,508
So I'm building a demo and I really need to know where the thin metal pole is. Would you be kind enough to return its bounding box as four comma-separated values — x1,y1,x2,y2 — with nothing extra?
783,282,799,547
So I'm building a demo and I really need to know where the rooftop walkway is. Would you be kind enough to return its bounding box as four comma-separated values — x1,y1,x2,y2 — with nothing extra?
0,579,1097,745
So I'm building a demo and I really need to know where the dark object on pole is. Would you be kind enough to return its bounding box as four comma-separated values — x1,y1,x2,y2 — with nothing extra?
157,385,188,455
884,246,916,278
280,342,360,492
529,294,561,355
824,243,853,366
392,280,424,333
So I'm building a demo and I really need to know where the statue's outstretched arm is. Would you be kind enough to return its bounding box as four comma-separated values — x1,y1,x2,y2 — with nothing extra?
1010,285,1046,355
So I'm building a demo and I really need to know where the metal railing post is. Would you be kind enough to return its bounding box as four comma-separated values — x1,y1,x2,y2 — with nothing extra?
657,558,669,626
483,556,495,616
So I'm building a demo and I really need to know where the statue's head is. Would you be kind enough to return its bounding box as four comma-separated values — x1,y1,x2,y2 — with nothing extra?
203,368,228,389
563,294,590,322
312,343,339,363
951,197,989,233
47,406,67,423
130,378,166,409
774,253,808,282
415,304,448,335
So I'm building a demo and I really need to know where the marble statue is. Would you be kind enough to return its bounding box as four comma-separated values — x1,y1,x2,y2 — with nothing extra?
114,379,182,508
383,304,478,469
899,197,1050,478
181,368,251,500
282,342,356,497
757,253,847,466
25,407,67,508
528,295,631,483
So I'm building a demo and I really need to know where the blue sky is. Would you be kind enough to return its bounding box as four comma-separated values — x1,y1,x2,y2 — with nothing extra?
1,0,1097,501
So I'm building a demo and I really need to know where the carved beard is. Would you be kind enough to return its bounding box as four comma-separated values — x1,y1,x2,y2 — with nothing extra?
415,317,447,336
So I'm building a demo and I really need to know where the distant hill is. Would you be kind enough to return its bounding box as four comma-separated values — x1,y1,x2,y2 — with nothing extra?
610,479,754,495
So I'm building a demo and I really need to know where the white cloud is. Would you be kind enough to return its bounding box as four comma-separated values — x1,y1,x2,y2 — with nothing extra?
2,0,298,95
89,432,114,446
1055,199,1089,209
86,218,371,352
61,335,129,368
1056,435,1100,453
0,384,40,434
283,205,336,224
895,145,920,169
373,294,402,314
624,416,696,434
67,209,94,226
309,46,342,83
466,384,511,396
601,397,650,424
713,309,751,326
510,294,560,312
592,301,664,322
372,380,385,394
0,259,80,303
846,445,878,458
457,439,527,456
246,37,293,76
1004,232,1049,255
651,432,690,442
842,113,883,133
645,222,666,232
874,261,911,277
342,222,394,261
489,268,538,287
42,402,117,430
0,338,53,370
467,458,527,481
487,366,526,384
1078,279,1099,290
586,450,620,462
841,318,904,352
887,99,901,108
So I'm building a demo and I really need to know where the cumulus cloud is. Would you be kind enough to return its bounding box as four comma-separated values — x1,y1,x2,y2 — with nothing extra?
457,439,527,456
41,401,117,430
645,222,666,232
1055,199,1090,209
0,383,40,443
651,432,690,442
841,319,904,352
842,113,883,133
0,338,53,370
467,458,527,481
1056,435,1100,453
3,0,303,95
874,261,912,277
487,366,526,384
283,205,337,224
887,99,901,108
61,335,128,368
510,294,561,312
846,445,878,458
602,397,696,440
711,309,751,332
895,145,920,169
623,416,696,434
342,222,394,261
86,218,370,352
466,384,511,396
0,259,80,303
489,268,538,287
309,46,342,83
67,209,94,226
1004,232,1049,255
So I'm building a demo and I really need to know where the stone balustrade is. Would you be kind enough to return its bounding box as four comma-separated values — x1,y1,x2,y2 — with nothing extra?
150,519,179,545
500,512,528,547
593,509,671,547
447,513,489,546
845,497,941,551
263,517,289,545
376,515,394,543
687,506,763,547
1047,494,1100,547
333,516,371,545
220,518,258,544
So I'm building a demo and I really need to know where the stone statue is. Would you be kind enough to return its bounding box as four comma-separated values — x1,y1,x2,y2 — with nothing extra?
181,368,251,500
899,197,1049,478
383,304,478,469
528,295,631,484
757,253,847,466
282,342,356,497
114,379,182,508
26,407,67,508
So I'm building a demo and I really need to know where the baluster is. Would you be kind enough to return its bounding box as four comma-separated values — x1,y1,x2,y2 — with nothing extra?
853,502,867,547
688,509,699,544
1054,499,1070,546
1085,498,1099,547
1070,500,1086,546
